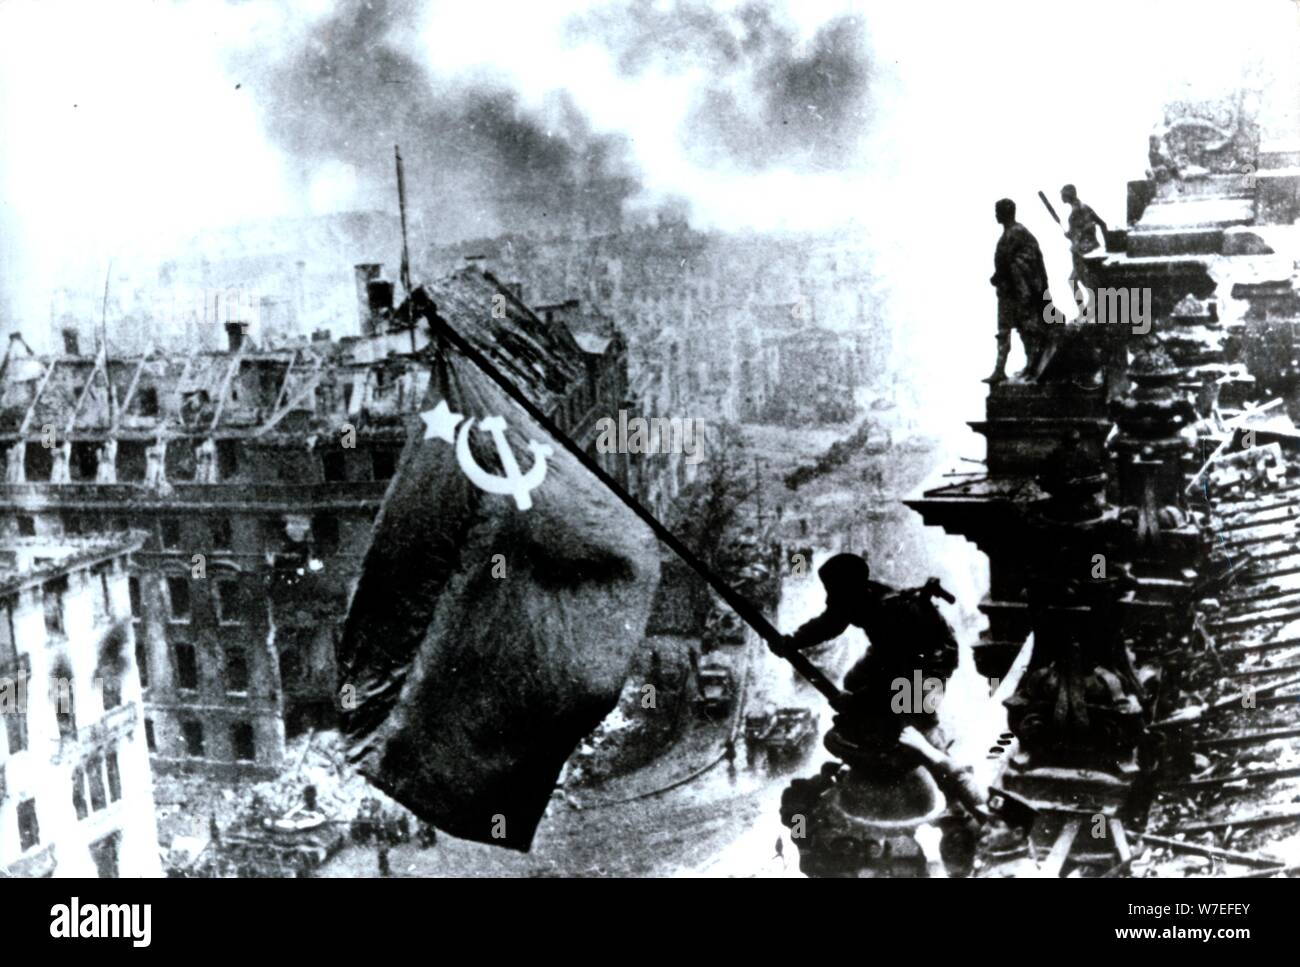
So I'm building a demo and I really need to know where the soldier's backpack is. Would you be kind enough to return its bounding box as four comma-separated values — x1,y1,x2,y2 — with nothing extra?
843,579,960,697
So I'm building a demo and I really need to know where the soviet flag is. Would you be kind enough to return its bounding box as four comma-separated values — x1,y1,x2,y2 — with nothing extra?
337,321,660,852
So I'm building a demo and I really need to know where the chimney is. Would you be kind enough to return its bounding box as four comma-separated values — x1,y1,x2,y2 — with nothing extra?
225,321,247,352
367,279,394,318
354,264,383,333
61,328,79,355
295,259,306,326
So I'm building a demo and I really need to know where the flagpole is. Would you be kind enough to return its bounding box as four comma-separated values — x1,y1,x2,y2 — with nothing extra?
395,145,417,355
422,306,847,710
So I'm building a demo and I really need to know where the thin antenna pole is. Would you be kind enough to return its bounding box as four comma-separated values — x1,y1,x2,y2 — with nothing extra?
395,145,416,353
101,259,115,423
100,260,112,350
395,145,412,295
424,308,845,708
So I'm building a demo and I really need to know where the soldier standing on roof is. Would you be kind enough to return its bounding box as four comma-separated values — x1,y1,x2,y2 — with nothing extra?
1060,184,1108,308
985,198,1052,383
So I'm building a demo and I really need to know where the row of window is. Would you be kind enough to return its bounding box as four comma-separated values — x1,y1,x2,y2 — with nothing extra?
19,509,351,556
21,436,236,484
17,441,397,485
322,447,397,483
35,565,115,638
71,747,122,820
2,671,123,756
158,516,231,551
123,574,255,629
14,795,121,875
156,515,347,555
169,642,249,694
167,719,256,761
137,715,254,761
9,757,122,853
157,575,253,624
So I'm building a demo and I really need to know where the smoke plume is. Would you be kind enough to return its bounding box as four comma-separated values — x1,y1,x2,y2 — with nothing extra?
570,1,873,171
239,0,641,241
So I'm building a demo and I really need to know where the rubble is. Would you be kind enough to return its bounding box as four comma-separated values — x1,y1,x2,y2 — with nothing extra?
157,729,418,877
908,90,1300,876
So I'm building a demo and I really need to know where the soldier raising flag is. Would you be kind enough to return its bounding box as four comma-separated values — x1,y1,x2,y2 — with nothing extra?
338,268,851,852
337,154,909,854
337,276,663,852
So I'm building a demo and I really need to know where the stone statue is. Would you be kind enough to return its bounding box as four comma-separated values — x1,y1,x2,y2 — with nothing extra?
49,441,71,484
1146,93,1261,190
5,443,25,484
144,434,170,493
194,437,217,484
96,439,118,484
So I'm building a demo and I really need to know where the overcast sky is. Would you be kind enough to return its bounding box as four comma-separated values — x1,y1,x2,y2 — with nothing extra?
0,0,1295,379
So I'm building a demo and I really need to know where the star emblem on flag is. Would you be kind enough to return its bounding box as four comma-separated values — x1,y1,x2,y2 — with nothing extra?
420,400,462,443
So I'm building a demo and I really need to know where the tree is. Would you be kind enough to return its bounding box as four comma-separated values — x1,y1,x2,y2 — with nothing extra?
670,422,754,576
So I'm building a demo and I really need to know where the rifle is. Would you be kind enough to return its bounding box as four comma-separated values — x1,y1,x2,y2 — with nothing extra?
1038,190,1062,225
1041,189,1110,239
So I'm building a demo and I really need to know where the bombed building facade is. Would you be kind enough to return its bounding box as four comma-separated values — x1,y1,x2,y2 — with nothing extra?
0,534,160,878
427,228,881,431
0,265,647,780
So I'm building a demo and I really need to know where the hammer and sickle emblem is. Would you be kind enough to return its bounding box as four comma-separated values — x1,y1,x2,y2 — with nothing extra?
455,415,552,511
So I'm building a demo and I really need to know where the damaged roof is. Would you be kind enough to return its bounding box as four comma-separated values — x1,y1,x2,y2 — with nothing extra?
0,267,606,443
0,533,145,596
421,267,587,412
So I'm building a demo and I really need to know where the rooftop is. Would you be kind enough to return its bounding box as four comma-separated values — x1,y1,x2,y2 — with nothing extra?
0,533,144,596
0,267,609,443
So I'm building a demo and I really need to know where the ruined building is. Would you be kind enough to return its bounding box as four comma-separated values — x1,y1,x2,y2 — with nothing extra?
0,265,636,779
51,212,403,356
428,227,883,430
906,89,1300,875
0,534,161,878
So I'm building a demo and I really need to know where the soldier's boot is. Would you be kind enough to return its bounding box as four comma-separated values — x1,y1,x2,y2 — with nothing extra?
983,333,1011,383
1018,329,1045,379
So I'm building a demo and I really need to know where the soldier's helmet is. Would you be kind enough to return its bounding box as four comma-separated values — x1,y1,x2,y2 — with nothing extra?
817,553,870,599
